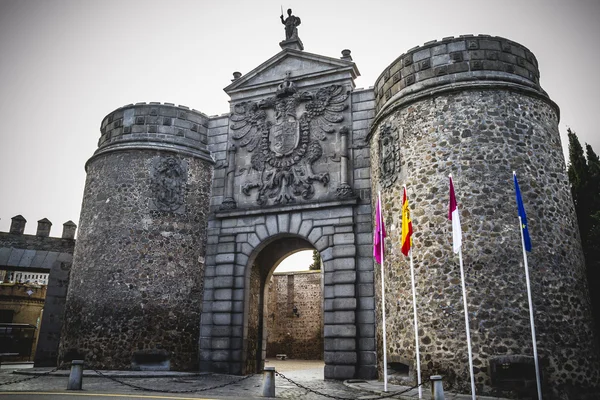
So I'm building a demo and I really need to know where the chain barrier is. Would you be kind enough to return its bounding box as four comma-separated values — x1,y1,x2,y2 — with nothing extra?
275,370,427,400
92,368,256,394
0,363,66,387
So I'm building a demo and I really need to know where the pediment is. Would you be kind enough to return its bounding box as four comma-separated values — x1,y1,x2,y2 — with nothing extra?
224,48,359,96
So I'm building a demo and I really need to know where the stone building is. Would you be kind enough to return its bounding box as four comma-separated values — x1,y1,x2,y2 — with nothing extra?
55,20,599,399
0,215,75,364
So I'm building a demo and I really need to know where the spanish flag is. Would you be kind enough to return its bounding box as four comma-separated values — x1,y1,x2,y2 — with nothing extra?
401,186,413,256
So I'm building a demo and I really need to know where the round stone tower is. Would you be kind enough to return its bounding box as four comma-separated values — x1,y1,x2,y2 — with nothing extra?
59,103,214,370
370,35,599,398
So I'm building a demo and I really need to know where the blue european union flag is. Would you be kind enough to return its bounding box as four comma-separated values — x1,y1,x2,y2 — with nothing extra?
514,173,532,252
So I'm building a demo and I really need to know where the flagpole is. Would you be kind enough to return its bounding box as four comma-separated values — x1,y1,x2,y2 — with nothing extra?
409,248,422,399
449,174,476,399
458,248,476,399
518,215,543,400
378,191,388,392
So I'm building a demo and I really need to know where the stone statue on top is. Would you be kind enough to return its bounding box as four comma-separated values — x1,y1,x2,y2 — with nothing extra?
280,8,301,41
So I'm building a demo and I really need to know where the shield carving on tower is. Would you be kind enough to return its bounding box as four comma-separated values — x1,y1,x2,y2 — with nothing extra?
270,118,299,156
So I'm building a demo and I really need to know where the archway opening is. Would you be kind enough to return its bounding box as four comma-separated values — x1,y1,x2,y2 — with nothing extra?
244,236,323,374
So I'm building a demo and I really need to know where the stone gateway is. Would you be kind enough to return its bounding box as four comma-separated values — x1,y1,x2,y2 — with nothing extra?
57,30,599,399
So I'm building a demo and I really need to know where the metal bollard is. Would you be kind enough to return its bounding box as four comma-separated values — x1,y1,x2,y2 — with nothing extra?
430,375,445,400
67,360,84,390
261,366,276,397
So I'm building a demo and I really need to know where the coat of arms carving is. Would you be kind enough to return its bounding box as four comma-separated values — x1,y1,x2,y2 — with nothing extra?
230,74,349,206
379,124,399,189
150,157,187,213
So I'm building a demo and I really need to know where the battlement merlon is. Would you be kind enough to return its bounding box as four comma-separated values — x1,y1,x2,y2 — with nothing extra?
371,34,559,135
6,215,76,239
91,103,214,170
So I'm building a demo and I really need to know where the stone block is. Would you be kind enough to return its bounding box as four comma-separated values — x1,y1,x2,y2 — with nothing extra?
211,326,233,337
357,323,375,337
357,257,373,271
216,264,234,276
332,245,356,258
236,253,248,267
212,313,232,325
332,271,356,284
298,219,313,237
289,213,302,234
231,313,243,325
315,235,329,251
308,227,323,245
358,296,375,310
214,288,233,300
334,225,353,234
324,324,356,338
358,271,374,283
356,365,377,380
324,285,335,299
359,338,376,351
247,233,260,248
357,284,374,297
277,213,289,233
211,350,229,362
324,351,357,365
255,224,268,240
211,337,230,349
324,338,356,352
332,257,356,271
232,289,244,301
333,233,355,245
320,247,333,262
334,284,355,297
213,276,234,288
266,215,278,236
212,301,233,313
324,311,355,324
324,298,357,311
232,301,244,313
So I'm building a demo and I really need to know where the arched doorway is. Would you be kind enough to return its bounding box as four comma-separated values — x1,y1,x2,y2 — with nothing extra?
243,236,321,374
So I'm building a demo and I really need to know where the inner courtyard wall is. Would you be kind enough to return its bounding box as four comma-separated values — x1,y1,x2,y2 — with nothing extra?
266,270,323,359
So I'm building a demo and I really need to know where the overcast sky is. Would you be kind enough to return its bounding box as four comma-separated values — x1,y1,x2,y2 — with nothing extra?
1,0,598,260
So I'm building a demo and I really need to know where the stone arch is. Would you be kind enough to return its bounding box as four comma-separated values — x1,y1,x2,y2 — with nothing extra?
199,205,377,380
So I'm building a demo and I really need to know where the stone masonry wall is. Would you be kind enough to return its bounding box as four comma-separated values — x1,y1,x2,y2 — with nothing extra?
266,271,323,359
370,35,600,399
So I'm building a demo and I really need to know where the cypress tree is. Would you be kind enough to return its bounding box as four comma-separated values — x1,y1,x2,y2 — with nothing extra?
568,129,600,337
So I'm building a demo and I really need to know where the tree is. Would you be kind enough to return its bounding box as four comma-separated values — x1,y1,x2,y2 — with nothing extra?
567,129,600,337
309,250,321,270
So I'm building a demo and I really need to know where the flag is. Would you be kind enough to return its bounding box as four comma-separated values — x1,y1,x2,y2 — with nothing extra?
401,186,413,256
374,192,386,264
514,172,532,252
448,175,462,253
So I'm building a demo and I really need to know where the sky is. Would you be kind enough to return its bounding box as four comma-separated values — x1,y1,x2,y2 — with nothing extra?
1,0,599,269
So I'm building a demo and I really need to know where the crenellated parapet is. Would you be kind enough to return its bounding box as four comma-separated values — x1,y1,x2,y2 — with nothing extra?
373,35,554,119
93,102,213,167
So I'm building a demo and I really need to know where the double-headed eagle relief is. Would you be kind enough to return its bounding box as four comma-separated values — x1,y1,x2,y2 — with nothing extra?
230,74,349,206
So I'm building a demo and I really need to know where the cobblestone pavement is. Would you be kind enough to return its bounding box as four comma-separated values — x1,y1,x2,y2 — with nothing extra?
0,360,366,400
0,360,510,400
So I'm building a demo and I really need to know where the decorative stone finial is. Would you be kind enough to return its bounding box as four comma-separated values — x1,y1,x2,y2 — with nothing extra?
232,71,242,82
341,49,352,61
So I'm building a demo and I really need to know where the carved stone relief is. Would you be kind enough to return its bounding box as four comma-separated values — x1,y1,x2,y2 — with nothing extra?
150,157,187,213
230,74,349,206
379,124,399,189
